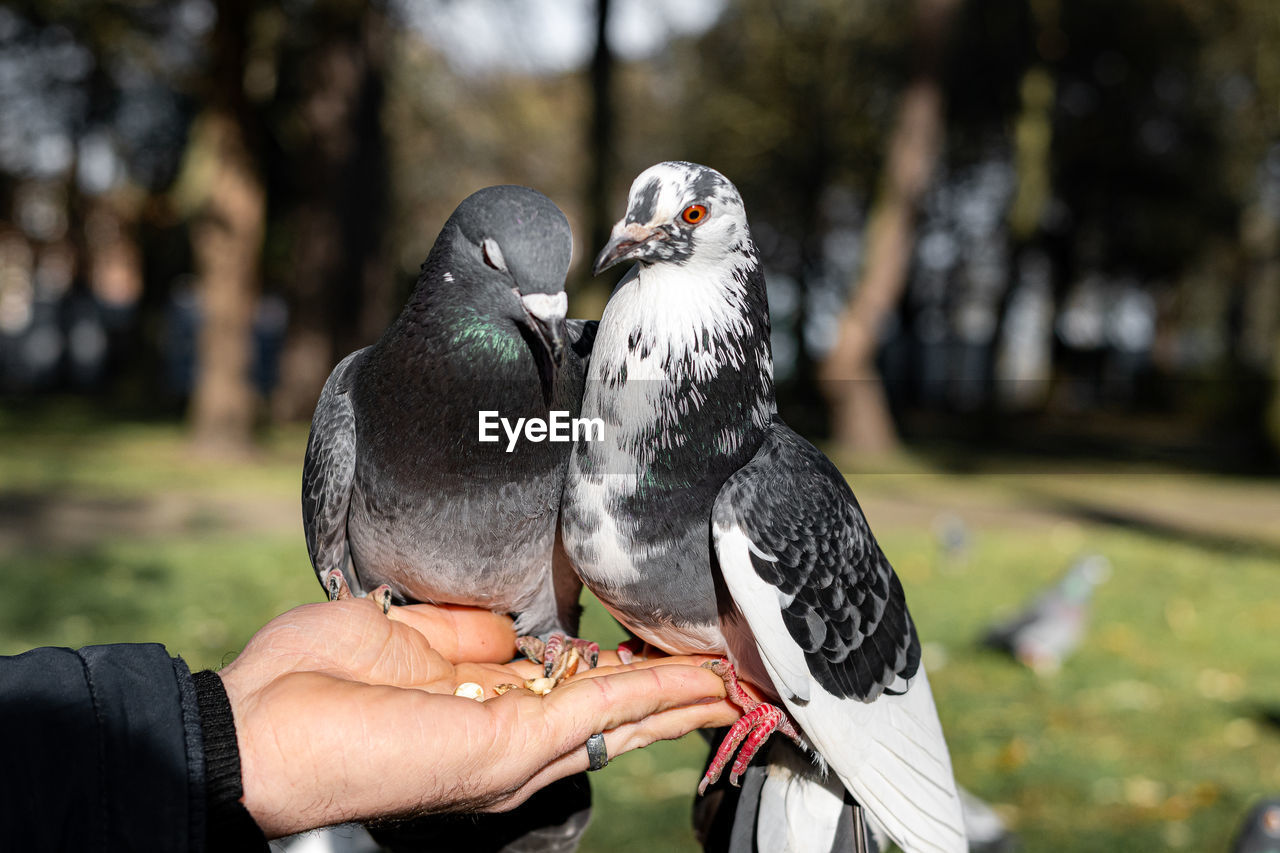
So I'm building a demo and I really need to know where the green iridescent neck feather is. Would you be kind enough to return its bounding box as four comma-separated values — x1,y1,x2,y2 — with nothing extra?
447,308,523,362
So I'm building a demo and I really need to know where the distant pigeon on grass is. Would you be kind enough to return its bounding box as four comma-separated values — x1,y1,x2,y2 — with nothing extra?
981,554,1110,674
957,787,1019,852
562,162,965,853
933,512,972,572
1233,797,1280,853
301,185,598,850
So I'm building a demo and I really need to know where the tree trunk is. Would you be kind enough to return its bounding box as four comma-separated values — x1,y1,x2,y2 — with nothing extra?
188,0,265,454
820,0,959,455
189,111,265,452
574,0,614,318
271,5,391,423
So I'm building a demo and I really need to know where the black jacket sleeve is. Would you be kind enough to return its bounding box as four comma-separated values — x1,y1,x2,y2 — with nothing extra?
0,643,267,852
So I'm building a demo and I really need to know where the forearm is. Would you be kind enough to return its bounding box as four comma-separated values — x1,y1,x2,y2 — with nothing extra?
0,644,267,852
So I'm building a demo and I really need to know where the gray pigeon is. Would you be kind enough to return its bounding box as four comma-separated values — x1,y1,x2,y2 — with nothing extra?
981,553,1110,675
933,512,972,572
303,184,595,653
301,185,597,852
1233,797,1280,853
561,162,965,853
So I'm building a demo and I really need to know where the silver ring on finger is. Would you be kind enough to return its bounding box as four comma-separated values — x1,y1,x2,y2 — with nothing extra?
585,733,609,771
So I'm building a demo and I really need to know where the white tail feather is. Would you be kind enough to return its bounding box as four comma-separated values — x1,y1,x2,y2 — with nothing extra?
756,744,845,852
797,668,967,853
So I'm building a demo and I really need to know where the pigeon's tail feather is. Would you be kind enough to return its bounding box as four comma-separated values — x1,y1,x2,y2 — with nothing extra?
756,743,845,853
798,668,967,853
694,739,886,853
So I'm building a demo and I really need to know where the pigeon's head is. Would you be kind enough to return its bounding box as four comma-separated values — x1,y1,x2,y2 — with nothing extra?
593,162,749,275
439,185,572,400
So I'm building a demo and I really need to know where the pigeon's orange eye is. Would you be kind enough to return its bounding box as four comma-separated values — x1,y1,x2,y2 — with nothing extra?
681,204,707,225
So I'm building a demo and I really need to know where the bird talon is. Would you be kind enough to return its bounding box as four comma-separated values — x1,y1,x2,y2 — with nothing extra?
546,644,581,683
697,768,720,796
699,659,806,794
325,569,352,602
617,637,651,664
370,584,393,614
515,636,547,664
521,634,601,683
542,633,567,678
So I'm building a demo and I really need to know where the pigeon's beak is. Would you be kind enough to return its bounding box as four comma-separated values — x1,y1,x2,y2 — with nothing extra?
593,221,665,275
518,291,567,406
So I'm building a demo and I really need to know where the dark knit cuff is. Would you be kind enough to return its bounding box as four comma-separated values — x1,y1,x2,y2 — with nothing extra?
193,670,268,851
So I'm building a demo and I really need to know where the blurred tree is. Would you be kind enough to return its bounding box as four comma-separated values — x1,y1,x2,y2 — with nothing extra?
1202,0,1280,452
186,0,266,454
577,0,615,318
268,0,392,422
0,0,196,400
381,22,586,290
673,0,909,435
820,0,961,454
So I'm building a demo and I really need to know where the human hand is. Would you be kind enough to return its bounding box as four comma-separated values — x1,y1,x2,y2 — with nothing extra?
218,599,738,837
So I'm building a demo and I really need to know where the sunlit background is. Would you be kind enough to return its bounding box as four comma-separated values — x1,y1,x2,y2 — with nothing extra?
1,0,1278,850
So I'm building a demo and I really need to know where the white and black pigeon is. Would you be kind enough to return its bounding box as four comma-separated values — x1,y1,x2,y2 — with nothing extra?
302,185,597,852
981,553,1110,675
561,162,966,853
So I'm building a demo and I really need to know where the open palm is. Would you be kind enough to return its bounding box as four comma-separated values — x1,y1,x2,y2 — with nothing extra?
218,598,736,837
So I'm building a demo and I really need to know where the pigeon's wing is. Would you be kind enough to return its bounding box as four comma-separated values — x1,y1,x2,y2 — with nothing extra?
567,318,598,359
712,418,966,853
532,318,599,636
301,349,366,592
565,318,598,391
713,419,919,702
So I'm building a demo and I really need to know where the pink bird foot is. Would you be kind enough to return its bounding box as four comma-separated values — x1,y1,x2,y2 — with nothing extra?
698,658,804,794
616,637,661,664
515,632,601,684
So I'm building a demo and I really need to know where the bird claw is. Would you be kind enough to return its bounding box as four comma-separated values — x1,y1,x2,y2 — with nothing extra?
369,584,393,615
515,635,546,663
616,637,654,665
514,632,601,685
326,569,353,602
324,570,392,614
544,634,600,680
698,658,805,796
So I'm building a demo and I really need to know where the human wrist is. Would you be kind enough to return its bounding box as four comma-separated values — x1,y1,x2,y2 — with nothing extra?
193,670,269,848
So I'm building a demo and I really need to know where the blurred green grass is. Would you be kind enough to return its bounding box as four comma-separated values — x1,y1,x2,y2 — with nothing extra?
2,408,1278,850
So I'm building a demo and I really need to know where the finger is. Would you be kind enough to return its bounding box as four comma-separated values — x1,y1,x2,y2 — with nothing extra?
567,655,769,705
389,605,517,663
490,697,741,811
450,660,544,694
541,665,727,754
563,654,724,682
449,655,725,701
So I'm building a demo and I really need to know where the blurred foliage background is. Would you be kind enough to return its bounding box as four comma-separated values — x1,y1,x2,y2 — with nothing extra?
1,0,1278,849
